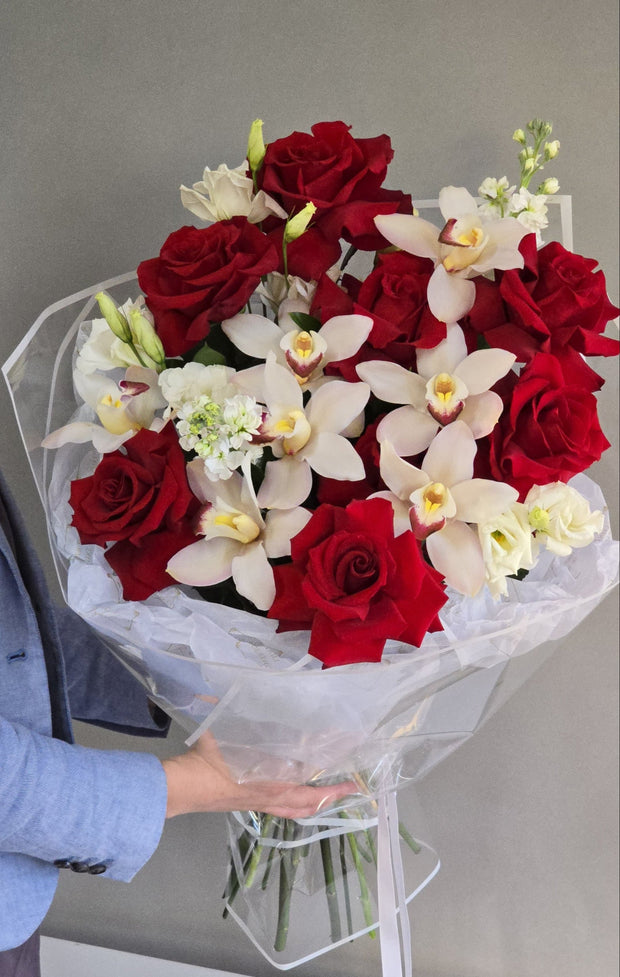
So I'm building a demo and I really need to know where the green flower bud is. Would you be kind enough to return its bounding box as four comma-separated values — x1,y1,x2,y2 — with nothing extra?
527,118,553,138
129,310,166,369
247,118,266,173
538,176,560,195
283,202,317,243
543,139,560,161
512,128,526,145
95,292,132,343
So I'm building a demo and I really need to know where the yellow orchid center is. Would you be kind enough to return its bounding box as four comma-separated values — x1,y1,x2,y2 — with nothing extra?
294,331,314,359
96,393,138,435
274,409,311,454
433,373,457,403
423,482,448,514
213,511,261,544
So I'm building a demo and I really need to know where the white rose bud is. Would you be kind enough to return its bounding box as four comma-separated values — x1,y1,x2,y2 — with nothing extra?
525,482,604,557
478,503,539,599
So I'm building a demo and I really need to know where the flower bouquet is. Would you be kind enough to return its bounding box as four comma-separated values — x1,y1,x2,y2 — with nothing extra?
3,118,618,975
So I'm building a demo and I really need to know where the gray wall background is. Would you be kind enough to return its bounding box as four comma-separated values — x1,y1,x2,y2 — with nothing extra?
1,1,617,975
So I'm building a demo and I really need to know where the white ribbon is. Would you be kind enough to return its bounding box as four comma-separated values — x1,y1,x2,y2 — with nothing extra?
377,791,412,977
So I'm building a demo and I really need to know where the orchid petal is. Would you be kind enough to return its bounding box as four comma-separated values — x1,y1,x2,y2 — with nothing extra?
320,315,374,364
166,536,237,587
74,371,119,409
257,456,313,509
376,406,438,457
422,420,476,486
356,361,426,408
186,459,240,506
263,508,312,559
438,186,478,221
379,440,429,500
369,491,412,537
306,380,370,434
222,313,284,359
231,543,275,611
451,479,519,524
454,348,516,395
474,218,529,270
426,520,485,596
458,391,504,438
415,323,468,379
427,265,476,323
233,364,267,401
303,431,366,481
264,354,303,410
42,421,128,453
373,213,441,262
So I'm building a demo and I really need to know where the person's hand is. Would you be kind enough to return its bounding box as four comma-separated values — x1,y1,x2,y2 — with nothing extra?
161,731,358,819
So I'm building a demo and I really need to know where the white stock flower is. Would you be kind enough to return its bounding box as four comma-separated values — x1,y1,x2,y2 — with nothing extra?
525,482,605,556
376,423,518,596
357,324,515,457
478,503,539,599
180,162,287,224
166,460,311,611
374,186,528,323
159,362,264,479
477,177,516,218
76,298,159,374
509,188,549,233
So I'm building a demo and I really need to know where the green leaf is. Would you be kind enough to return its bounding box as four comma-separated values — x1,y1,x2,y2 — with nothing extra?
289,312,321,332
193,344,227,367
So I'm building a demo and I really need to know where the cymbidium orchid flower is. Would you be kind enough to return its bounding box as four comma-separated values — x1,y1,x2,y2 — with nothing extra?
42,366,166,454
254,355,370,509
223,311,373,390
374,186,529,323
376,423,519,595
180,162,287,224
357,323,515,457
166,458,311,610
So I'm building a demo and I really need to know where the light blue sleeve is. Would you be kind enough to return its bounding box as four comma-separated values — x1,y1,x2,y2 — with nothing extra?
0,715,168,882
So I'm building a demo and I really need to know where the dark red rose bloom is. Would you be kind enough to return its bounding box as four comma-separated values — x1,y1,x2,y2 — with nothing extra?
477,352,610,499
311,253,445,380
69,423,200,600
265,224,342,281
464,235,619,362
268,497,446,667
137,218,279,357
257,121,412,250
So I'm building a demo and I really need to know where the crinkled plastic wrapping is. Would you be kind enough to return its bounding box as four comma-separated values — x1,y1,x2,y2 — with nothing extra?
3,271,618,970
3,273,618,796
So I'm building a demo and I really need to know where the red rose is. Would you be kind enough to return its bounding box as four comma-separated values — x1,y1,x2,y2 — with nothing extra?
311,253,445,380
257,121,412,250
69,423,200,600
137,218,278,357
268,498,446,667
479,353,610,498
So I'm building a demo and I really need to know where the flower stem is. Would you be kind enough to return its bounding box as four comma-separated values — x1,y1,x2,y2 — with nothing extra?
320,828,341,943
398,821,421,855
274,820,299,952
339,833,354,937
347,832,376,938
244,814,274,889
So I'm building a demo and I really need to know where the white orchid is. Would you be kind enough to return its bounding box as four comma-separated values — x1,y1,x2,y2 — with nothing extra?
254,355,370,509
376,423,518,595
180,162,287,224
223,311,373,390
357,324,515,458
42,366,166,453
76,298,160,375
166,459,311,611
525,482,605,556
478,503,539,599
374,186,529,323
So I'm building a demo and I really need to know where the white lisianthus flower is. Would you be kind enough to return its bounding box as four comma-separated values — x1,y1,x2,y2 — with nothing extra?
525,482,605,556
509,188,549,233
76,297,159,374
180,162,287,224
478,503,539,599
